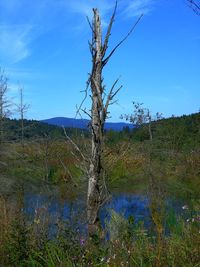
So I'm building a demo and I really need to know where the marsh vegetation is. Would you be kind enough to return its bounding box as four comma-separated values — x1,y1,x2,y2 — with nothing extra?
0,112,200,266
0,2,200,266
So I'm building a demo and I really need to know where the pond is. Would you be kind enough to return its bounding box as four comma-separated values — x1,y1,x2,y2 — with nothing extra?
21,188,186,237
0,178,190,240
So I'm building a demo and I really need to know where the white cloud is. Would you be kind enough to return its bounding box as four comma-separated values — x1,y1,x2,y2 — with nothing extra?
0,24,33,64
122,0,156,17
63,0,156,32
63,0,114,30
0,0,156,63
65,0,155,19
9,83,19,94
66,0,113,17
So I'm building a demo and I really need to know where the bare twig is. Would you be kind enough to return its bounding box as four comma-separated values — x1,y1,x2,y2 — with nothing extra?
187,0,200,14
63,126,88,163
102,1,118,57
102,14,143,66
103,78,122,121
75,74,91,119
81,108,92,119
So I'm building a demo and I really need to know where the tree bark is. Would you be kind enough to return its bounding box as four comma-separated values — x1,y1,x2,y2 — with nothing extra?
87,8,104,228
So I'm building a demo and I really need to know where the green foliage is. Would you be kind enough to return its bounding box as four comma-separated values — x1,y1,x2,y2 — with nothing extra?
0,112,200,266
0,194,199,267
3,118,89,141
133,112,200,151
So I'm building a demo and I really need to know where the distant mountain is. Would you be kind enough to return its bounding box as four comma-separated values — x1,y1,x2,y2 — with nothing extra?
41,117,135,131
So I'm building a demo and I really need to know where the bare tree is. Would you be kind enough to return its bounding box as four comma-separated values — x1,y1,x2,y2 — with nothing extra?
187,0,200,15
82,2,143,234
15,85,29,145
122,102,162,141
0,69,11,143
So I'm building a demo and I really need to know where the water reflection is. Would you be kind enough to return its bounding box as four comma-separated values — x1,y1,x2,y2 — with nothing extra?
100,194,150,226
1,186,187,240
24,192,152,229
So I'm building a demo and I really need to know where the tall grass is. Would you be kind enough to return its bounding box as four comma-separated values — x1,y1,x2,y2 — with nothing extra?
0,190,199,267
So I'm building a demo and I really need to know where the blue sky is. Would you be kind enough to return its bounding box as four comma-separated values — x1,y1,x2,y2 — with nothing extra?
0,0,199,121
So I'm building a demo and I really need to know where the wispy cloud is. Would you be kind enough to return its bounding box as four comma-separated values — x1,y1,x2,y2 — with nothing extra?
0,24,34,64
63,0,156,32
0,0,54,65
9,83,20,94
122,0,156,17
65,0,113,17
0,0,156,63
6,67,36,81
65,0,155,19
63,0,114,30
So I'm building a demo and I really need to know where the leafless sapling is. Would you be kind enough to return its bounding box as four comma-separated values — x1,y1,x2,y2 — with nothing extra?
15,85,29,146
122,102,162,141
0,69,11,143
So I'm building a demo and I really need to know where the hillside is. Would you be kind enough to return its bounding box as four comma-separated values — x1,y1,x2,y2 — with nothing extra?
1,118,86,141
2,112,200,149
131,112,200,151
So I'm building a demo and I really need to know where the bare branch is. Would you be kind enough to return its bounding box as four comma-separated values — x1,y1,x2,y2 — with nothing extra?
102,1,118,57
103,78,122,120
187,0,200,14
75,74,91,118
103,14,143,66
63,126,87,161
109,99,119,106
111,85,123,100
81,108,92,119
86,16,94,33
63,126,91,170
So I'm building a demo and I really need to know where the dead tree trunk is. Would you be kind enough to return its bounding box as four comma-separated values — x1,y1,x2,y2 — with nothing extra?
20,87,24,145
87,9,104,228
0,70,9,144
18,86,29,146
86,3,143,233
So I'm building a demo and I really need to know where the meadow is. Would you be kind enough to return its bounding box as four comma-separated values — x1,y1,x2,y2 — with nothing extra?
0,113,199,266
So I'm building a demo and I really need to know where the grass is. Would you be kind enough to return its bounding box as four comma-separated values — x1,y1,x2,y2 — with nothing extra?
0,196,199,266
0,137,199,266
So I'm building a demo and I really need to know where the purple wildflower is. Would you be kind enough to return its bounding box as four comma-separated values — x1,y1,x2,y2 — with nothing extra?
80,237,85,246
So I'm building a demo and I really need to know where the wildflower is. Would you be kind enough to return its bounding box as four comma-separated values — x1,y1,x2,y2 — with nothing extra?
100,257,105,262
34,218,40,224
182,205,188,210
80,238,85,246
107,258,110,263
186,219,190,222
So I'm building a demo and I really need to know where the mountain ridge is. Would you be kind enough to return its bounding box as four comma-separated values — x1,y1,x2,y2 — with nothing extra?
41,117,135,131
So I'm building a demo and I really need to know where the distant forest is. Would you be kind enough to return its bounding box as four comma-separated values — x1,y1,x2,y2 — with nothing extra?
3,112,200,151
